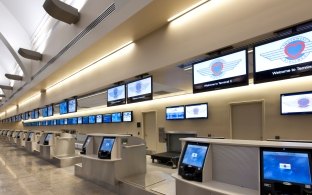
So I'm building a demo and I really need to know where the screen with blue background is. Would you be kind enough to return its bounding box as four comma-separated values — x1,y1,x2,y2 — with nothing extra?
166,106,185,120
100,138,115,152
89,115,96,124
59,101,68,114
77,117,82,124
112,113,122,122
103,114,112,123
82,116,89,124
96,115,102,123
48,105,53,116
182,144,208,168
42,107,48,117
68,99,77,113
263,151,312,184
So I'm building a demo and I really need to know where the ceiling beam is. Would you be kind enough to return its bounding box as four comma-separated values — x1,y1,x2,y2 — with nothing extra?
43,0,80,24
0,85,13,90
18,48,42,61
5,74,23,81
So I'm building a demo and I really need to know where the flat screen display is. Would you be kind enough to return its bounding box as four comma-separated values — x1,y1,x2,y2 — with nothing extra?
122,111,133,122
42,107,48,117
59,119,65,125
68,98,77,113
193,49,248,93
77,117,82,124
45,134,52,142
262,150,312,184
64,118,68,125
53,120,57,126
181,143,209,168
100,138,115,152
89,115,96,124
82,116,89,124
59,101,68,115
185,103,208,119
112,112,122,123
254,30,312,83
166,106,185,120
281,91,312,115
47,120,52,126
107,85,126,107
127,76,152,103
96,115,102,123
48,105,53,116
103,114,112,123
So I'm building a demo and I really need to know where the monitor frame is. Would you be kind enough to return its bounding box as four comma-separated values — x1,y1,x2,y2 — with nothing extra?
111,112,122,123
59,101,68,115
185,103,208,119
107,84,126,107
166,105,185,120
280,90,312,115
126,76,153,104
68,98,77,113
122,111,133,122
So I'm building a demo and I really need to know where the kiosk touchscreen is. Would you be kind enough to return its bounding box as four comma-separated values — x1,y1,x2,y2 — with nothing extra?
178,142,209,182
98,137,115,159
260,148,312,195
80,136,91,155
43,133,52,145
27,132,34,141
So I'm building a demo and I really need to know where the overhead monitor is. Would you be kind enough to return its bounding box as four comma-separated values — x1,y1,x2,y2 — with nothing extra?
254,30,312,83
193,49,248,93
103,114,112,123
107,85,126,107
42,107,48,117
77,117,82,124
59,101,68,115
82,116,89,124
89,115,96,124
281,91,312,115
185,103,208,119
122,111,133,122
111,112,122,123
47,105,53,116
166,106,185,120
96,114,103,123
68,98,77,113
127,76,153,103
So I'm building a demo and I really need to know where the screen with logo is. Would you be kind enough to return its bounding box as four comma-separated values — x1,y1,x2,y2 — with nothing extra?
107,85,126,107
193,50,248,93
100,138,115,152
181,143,209,168
68,98,77,113
122,111,133,122
59,101,68,115
48,105,53,116
77,117,82,124
96,115,103,123
103,114,112,123
82,116,89,124
88,115,96,124
262,150,312,184
254,30,312,83
42,107,48,117
127,76,152,103
281,91,312,115
166,106,185,120
112,112,122,123
185,103,208,119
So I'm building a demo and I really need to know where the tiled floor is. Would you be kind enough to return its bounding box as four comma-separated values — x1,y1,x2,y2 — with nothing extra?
0,140,117,195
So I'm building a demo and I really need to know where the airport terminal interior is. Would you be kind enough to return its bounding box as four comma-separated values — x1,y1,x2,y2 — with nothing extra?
1,0,312,194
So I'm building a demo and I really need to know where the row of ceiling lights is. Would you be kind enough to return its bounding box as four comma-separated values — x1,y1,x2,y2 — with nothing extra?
1,0,212,117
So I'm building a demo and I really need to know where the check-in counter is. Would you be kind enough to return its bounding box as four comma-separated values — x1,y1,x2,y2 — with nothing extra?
173,138,312,195
75,134,146,193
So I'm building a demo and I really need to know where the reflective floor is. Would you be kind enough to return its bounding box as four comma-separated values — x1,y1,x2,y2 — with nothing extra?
0,140,117,195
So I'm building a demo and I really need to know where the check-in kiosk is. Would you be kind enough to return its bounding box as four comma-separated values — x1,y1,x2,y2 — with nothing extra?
75,134,146,193
80,135,91,155
25,132,36,152
39,132,54,159
16,131,27,147
7,130,14,143
173,138,312,195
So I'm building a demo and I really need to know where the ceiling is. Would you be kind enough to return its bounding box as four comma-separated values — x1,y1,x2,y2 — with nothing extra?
1,0,312,115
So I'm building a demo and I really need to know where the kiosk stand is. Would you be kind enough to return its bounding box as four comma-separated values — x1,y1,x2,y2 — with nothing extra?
75,134,146,193
25,132,36,152
173,138,312,195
